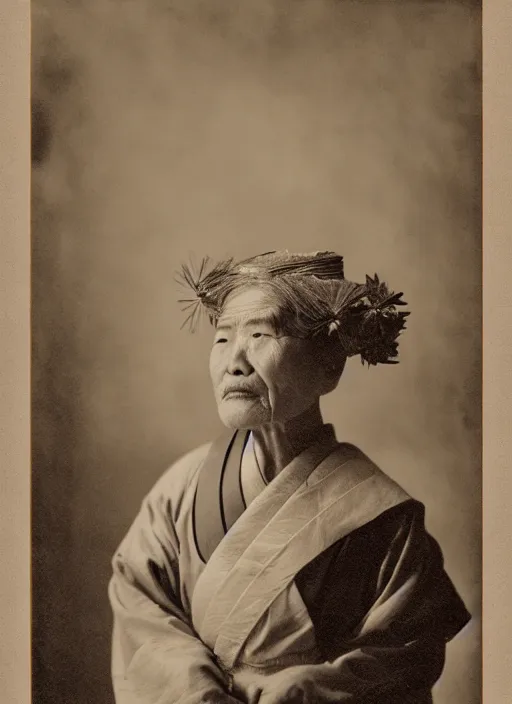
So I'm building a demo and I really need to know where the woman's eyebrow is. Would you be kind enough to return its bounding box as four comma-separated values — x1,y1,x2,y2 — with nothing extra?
215,323,232,333
244,316,276,328
215,315,278,332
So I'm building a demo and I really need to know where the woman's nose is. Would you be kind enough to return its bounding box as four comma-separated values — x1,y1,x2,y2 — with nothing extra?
227,342,254,377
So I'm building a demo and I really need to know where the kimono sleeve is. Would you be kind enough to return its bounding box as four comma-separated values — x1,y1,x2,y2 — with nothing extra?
255,500,471,704
108,446,239,704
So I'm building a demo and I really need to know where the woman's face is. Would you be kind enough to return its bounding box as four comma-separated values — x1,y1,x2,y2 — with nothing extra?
209,286,333,430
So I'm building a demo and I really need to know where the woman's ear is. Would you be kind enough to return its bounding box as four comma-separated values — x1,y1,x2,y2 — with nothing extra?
317,339,346,395
324,355,346,394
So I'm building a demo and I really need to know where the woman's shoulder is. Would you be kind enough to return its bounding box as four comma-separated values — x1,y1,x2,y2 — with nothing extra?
150,440,214,499
333,441,419,505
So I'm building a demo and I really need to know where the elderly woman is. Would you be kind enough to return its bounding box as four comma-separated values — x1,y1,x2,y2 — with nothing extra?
108,251,470,704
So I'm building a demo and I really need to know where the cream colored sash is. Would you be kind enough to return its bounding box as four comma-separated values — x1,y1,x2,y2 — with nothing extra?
191,441,410,670
191,428,338,634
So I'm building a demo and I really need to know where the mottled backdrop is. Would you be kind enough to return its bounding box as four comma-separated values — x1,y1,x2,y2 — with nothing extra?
31,1,481,703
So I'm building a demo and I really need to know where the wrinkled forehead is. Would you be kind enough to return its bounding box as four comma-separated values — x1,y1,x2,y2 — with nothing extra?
215,285,282,329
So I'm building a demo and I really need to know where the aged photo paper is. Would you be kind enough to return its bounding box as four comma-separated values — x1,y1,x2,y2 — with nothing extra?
0,0,509,702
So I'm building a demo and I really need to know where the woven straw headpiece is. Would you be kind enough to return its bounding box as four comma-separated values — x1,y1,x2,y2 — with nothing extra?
176,250,409,367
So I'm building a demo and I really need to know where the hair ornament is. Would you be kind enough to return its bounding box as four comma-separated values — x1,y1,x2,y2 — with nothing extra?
176,251,410,367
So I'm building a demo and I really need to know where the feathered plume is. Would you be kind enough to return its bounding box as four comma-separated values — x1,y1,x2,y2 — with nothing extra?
175,256,236,331
352,274,410,366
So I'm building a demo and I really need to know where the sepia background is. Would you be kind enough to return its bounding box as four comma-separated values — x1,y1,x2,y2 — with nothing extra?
31,1,481,703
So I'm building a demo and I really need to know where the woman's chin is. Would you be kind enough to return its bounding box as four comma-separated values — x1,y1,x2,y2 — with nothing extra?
217,403,270,430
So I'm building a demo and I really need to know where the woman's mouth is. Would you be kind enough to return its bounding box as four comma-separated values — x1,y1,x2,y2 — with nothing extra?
223,389,258,400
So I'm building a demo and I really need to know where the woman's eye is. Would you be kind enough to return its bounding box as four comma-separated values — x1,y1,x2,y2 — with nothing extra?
252,332,263,339
215,338,228,344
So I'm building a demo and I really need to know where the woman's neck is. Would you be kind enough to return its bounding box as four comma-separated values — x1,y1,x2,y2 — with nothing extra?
251,403,325,482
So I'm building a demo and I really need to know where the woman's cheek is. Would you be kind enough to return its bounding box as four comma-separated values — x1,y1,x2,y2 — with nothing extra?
248,338,279,371
209,347,228,392
246,352,276,414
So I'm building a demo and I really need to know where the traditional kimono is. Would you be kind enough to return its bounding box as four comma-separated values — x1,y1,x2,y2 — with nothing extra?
109,425,470,704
